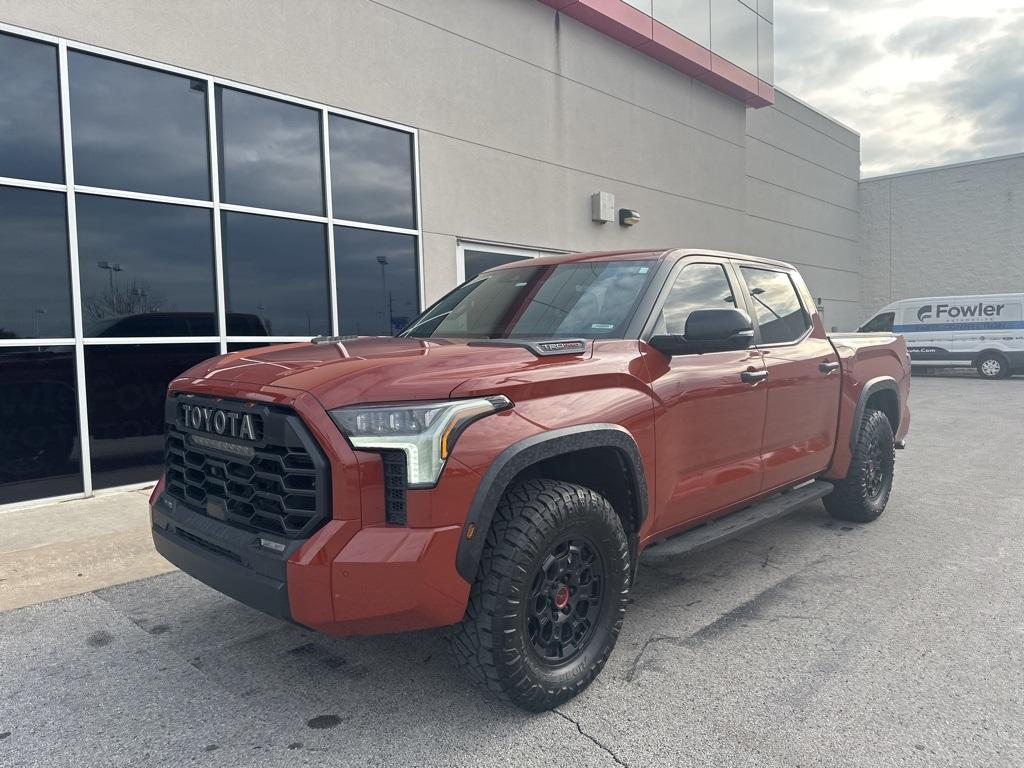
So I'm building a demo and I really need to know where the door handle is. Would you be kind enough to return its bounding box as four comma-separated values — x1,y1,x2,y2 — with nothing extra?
741,369,769,383
819,361,840,374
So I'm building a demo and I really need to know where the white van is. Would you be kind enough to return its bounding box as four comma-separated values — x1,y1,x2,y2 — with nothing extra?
858,293,1024,379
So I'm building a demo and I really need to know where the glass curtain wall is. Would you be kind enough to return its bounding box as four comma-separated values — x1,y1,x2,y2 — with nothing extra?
0,25,421,506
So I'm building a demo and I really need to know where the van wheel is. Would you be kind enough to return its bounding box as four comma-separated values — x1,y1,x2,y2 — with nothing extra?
976,353,1009,379
448,479,630,711
825,409,895,523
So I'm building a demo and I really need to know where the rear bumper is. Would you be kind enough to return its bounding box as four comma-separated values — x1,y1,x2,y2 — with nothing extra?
151,490,470,635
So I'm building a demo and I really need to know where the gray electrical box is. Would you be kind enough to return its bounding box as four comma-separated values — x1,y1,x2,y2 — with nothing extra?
590,191,615,223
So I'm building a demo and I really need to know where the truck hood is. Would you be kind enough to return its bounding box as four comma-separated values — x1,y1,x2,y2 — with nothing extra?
175,337,589,408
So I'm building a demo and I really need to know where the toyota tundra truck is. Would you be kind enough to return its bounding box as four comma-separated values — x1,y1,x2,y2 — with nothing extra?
151,249,910,710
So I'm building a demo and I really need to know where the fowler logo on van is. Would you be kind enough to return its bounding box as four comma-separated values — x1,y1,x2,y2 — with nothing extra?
180,404,260,441
916,303,1006,322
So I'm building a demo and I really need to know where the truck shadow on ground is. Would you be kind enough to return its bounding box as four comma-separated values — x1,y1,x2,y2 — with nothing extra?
93,500,848,727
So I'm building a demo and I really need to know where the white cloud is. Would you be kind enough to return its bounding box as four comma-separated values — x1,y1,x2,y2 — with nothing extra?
775,0,1024,176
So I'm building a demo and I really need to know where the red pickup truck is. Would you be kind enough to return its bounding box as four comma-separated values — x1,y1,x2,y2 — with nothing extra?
151,249,910,710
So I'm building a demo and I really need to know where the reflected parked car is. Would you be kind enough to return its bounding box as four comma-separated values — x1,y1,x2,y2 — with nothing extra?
0,312,269,485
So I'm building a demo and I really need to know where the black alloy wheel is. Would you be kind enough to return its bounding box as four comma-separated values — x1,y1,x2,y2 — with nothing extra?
527,536,605,664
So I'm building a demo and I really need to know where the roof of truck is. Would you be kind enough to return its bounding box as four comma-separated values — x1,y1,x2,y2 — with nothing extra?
485,248,795,271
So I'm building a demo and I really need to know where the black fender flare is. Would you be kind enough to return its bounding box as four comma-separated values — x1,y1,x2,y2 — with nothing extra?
454,423,649,583
849,376,900,451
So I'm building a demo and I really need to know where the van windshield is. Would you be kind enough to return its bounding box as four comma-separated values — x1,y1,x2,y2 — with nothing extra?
402,260,656,340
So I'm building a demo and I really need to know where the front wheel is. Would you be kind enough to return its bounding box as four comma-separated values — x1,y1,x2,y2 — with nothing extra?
976,353,1010,379
825,409,895,523
449,479,630,711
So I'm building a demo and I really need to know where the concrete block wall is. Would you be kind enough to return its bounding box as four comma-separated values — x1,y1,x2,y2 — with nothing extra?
860,154,1024,318
0,0,863,324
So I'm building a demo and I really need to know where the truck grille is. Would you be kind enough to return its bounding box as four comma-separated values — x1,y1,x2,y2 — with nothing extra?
382,450,408,526
164,396,330,538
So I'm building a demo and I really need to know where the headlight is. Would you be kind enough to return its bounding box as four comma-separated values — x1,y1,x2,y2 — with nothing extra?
330,396,512,487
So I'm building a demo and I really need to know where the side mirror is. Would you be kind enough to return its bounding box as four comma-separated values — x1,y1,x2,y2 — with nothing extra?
649,308,754,356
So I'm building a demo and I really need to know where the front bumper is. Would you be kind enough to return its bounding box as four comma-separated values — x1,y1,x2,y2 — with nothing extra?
151,490,470,635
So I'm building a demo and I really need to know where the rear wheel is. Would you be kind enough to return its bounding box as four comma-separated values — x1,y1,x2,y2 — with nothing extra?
448,479,630,711
976,353,1010,379
825,409,895,523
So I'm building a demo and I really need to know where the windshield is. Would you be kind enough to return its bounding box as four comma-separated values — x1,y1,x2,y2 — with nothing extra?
402,260,656,340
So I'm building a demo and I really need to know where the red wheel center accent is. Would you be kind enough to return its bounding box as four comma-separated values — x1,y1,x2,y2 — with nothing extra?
553,584,571,609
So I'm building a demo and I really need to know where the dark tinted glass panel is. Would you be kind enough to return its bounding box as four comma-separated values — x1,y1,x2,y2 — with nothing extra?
76,196,215,337
227,342,273,352
658,263,737,335
739,267,810,344
0,33,63,183
217,87,323,215
222,213,330,336
335,227,418,336
68,52,210,199
0,345,82,504
464,250,530,282
330,115,415,228
85,343,217,489
0,186,73,338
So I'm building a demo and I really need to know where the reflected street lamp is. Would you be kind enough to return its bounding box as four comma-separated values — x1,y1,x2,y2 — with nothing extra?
96,260,123,290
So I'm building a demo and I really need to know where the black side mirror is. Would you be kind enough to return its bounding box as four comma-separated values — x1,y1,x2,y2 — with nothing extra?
649,308,754,356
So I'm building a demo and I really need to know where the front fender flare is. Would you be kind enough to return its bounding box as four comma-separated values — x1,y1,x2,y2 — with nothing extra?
454,423,648,583
849,376,900,451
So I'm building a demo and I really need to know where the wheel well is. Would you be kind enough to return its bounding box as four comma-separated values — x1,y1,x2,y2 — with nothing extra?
974,349,1007,366
512,446,641,536
866,389,899,434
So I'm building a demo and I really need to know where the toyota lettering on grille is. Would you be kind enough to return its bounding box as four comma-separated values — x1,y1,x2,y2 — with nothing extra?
180,403,259,441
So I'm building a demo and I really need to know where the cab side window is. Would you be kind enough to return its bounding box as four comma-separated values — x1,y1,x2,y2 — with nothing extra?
860,312,894,333
739,267,810,344
657,263,736,335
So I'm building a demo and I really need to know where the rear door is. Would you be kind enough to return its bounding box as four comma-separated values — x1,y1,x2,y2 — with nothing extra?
734,264,841,491
644,258,767,533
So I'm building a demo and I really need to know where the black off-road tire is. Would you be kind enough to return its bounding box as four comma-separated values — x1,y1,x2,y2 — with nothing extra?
976,352,1010,379
824,409,895,523
448,479,630,711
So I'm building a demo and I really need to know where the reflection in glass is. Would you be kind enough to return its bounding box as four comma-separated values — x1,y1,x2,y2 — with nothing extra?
77,196,215,337
464,250,531,282
711,0,758,74
758,17,774,84
0,33,63,183
222,212,330,336
217,87,324,215
658,264,737,335
68,52,210,199
335,227,418,336
0,346,82,504
0,186,73,339
654,0,711,48
739,267,809,344
330,114,416,228
85,343,218,489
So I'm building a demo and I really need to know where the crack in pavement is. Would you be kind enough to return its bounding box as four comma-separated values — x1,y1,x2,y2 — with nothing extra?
553,709,629,767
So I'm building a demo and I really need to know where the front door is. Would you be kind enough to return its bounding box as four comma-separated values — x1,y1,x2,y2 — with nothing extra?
644,260,768,534
735,265,841,491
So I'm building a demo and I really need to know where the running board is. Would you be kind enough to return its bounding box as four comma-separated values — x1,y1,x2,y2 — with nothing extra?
642,480,834,560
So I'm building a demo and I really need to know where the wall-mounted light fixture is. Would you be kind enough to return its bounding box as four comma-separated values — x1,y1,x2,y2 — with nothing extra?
618,208,640,227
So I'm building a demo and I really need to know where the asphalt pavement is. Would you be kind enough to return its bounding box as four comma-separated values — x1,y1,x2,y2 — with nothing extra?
2,375,1022,767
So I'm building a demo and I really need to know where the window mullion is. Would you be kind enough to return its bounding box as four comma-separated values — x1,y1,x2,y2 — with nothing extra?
58,39,93,497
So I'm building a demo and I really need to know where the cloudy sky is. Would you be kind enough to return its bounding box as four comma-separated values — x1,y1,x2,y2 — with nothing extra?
774,0,1024,177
